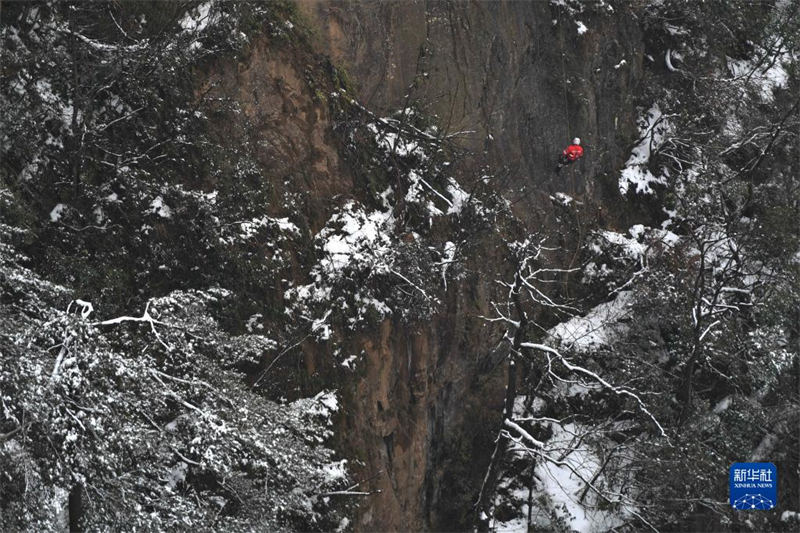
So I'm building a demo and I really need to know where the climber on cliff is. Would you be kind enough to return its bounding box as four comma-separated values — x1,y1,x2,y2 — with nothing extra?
555,137,583,173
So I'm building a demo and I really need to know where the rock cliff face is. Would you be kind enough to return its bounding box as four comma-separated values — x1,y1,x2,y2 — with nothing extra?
196,2,652,530
154,2,653,530
199,24,513,530
4,2,797,531
68,2,651,530
289,3,652,530
298,0,645,204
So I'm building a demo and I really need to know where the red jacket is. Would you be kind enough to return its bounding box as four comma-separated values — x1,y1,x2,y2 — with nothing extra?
563,144,584,161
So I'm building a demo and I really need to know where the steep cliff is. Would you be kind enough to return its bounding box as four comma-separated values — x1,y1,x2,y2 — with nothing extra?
3,1,798,532
286,2,652,529
297,0,644,205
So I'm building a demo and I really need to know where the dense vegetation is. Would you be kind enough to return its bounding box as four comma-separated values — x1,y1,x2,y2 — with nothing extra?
2,1,798,531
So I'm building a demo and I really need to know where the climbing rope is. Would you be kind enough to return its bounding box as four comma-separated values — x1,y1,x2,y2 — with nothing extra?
557,6,580,199
557,7,572,145
556,7,588,298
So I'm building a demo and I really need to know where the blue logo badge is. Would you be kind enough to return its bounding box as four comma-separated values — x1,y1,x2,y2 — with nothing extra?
730,462,777,510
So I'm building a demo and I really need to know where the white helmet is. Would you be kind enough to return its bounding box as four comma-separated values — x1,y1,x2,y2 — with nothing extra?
573,137,581,145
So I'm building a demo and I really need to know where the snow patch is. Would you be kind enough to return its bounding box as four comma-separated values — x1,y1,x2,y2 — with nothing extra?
322,459,348,484
340,354,359,370
619,103,672,195
180,1,215,33
713,396,732,414
150,196,172,218
728,50,790,102
320,204,394,271
49,203,66,222
548,291,634,352
551,192,574,206
531,423,637,532
446,178,471,214
239,216,299,241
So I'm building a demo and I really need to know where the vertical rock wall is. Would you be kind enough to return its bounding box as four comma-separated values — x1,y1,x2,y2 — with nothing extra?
298,0,645,202
209,2,651,530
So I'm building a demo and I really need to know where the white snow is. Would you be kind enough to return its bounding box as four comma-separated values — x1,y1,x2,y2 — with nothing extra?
368,123,425,159
313,390,339,414
441,241,456,289
311,309,332,340
150,196,172,218
597,229,647,259
321,459,348,484
245,313,264,333
49,203,66,222
590,226,679,267
528,423,636,532
320,203,394,271
237,216,299,241
619,103,672,195
340,354,358,369
728,49,790,102
551,192,574,206
405,171,443,217
712,395,732,414
180,1,214,33
446,178,470,214
548,291,634,352
575,21,588,35
285,202,396,331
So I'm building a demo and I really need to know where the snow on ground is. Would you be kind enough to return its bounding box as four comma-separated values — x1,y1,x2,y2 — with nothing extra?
576,21,588,35
619,103,672,195
493,480,531,533
728,49,790,102
547,291,634,352
495,421,638,533
531,424,635,532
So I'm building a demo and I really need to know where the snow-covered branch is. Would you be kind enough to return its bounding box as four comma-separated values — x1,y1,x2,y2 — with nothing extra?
521,342,666,436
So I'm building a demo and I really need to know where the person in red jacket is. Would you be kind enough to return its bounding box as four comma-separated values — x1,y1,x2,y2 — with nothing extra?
556,137,583,173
